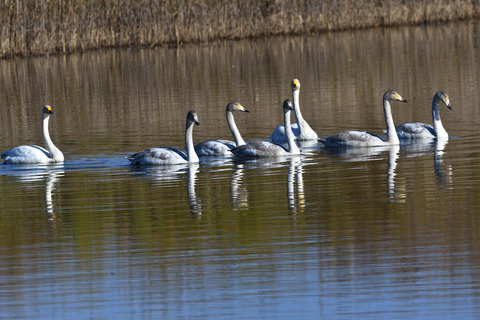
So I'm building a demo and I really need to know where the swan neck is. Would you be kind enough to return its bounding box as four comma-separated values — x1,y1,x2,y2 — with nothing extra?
431,95,448,138
383,99,399,145
185,121,199,163
285,110,300,154
226,110,245,146
292,90,303,124
42,115,63,162
291,89,318,140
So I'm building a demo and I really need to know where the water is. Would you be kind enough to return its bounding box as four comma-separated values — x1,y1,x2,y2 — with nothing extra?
1,20,480,319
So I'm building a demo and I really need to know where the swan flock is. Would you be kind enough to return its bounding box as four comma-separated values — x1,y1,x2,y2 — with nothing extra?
1,80,452,166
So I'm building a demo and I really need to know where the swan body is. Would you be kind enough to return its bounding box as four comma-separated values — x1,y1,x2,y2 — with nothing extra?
320,90,407,147
395,90,452,140
194,102,249,156
270,79,318,142
231,100,300,158
2,105,64,164
128,110,200,165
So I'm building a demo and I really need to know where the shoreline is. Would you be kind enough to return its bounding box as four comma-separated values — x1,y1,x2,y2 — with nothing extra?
1,0,479,59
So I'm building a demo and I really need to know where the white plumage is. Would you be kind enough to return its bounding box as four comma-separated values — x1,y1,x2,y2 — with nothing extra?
270,79,318,142
2,105,64,164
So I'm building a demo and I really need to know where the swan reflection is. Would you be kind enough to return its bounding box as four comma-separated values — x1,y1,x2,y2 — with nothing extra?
287,157,305,214
400,138,453,186
187,164,202,215
129,163,202,215
231,155,305,211
386,145,405,202
230,164,248,208
0,164,64,220
433,138,452,186
322,145,405,202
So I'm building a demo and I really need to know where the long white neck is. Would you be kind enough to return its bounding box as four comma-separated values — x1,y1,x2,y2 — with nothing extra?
285,109,300,154
292,89,318,140
226,110,245,146
185,121,199,163
432,95,448,138
42,115,64,162
383,99,399,145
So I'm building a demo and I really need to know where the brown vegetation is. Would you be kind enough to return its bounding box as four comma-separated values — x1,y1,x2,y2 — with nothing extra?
1,0,479,59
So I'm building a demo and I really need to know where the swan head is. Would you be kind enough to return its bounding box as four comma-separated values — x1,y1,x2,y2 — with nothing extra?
384,90,407,103
187,110,200,126
291,79,301,91
227,101,249,113
435,90,452,110
283,99,294,114
42,105,53,118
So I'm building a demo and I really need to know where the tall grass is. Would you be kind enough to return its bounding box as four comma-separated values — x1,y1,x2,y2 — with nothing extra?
1,0,479,58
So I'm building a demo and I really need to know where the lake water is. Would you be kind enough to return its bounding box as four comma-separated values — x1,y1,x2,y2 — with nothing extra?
1,20,480,319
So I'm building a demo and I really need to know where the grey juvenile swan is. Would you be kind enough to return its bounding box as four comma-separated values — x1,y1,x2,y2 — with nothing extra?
231,100,300,158
320,90,407,147
128,110,200,165
395,90,452,140
194,102,249,156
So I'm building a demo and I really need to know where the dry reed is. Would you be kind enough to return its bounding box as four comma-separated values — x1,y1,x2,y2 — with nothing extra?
1,0,479,59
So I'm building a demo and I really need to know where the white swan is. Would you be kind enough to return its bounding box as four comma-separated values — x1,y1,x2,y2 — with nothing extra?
395,90,452,140
231,100,300,158
270,79,318,141
2,105,64,164
194,101,249,156
128,110,200,165
320,90,407,147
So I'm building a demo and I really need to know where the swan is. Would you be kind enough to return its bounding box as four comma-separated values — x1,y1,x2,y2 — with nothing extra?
2,105,64,164
320,90,407,147
269,79,318,141
128,110,200,165
395,90,452,140
194,101,249,156
231,99,300,158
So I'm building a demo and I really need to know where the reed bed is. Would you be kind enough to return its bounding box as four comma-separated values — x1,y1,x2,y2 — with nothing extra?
1,0,479,59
